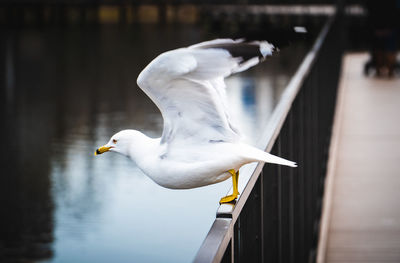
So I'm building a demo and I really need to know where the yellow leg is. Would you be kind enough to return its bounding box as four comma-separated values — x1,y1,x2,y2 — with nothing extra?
219,169,240,204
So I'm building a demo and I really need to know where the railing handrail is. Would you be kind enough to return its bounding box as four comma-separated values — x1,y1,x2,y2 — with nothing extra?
195,14,336,263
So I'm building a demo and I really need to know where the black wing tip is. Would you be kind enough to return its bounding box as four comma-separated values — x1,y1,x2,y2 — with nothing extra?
196,39,276,61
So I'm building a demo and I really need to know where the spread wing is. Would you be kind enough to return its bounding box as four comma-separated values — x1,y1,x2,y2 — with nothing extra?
136,39,274,146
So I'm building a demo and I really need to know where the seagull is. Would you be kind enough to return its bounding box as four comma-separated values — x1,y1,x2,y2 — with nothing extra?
95,39,296,204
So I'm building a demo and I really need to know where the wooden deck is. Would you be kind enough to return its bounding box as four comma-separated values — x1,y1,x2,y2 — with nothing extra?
318,53,400,263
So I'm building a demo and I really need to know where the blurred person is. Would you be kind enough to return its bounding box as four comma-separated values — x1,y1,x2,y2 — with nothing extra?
364,0,400,77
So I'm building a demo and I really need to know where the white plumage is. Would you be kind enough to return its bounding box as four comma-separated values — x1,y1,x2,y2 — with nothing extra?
95,39,296,201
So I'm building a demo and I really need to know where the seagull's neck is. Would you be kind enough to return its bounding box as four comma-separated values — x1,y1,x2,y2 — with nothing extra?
126,131,161,165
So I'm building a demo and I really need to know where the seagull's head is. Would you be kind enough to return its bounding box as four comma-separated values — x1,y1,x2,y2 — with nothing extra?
94,130,139,157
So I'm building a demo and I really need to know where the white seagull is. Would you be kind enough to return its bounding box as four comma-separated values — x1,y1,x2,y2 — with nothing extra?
95,39,296,203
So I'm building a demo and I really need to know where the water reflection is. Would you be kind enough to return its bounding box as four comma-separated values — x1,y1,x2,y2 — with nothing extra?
0,32,54,261
0,24,308,263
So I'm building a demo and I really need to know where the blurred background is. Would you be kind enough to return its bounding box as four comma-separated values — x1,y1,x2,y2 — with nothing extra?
0,1,398,263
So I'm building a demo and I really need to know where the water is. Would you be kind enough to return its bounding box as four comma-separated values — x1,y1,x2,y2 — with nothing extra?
0,24,308,262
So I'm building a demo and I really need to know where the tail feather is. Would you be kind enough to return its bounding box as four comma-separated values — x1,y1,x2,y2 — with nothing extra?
241,144,297,168
262,152,297,167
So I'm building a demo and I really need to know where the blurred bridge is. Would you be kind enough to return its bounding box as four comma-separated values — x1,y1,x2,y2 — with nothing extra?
0,1,365,26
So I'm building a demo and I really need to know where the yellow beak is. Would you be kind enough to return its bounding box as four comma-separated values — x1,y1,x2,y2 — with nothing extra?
94,145,112,156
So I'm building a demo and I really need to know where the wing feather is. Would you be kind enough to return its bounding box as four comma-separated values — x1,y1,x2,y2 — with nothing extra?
136,39,274,146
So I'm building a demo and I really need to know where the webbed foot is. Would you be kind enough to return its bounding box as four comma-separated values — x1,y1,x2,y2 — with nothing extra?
219,193,239,204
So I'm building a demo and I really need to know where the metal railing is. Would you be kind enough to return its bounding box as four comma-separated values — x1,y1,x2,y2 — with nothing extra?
195,13,343,263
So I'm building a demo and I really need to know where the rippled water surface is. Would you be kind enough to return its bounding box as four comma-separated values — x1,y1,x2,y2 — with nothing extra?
0,24,309,262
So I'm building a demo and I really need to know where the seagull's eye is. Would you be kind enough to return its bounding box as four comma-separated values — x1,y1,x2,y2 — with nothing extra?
112,139,117,144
